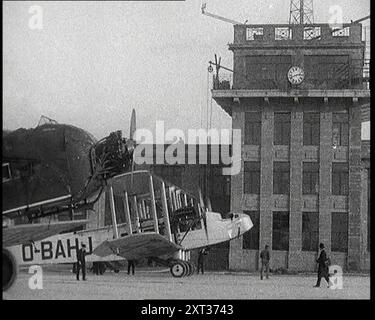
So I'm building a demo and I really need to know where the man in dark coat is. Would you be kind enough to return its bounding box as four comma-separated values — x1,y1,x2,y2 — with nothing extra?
314,243,331,288
260,245,270,280
93,261,99,275
76,243,87,281
127,260,135,275
197,248,208,274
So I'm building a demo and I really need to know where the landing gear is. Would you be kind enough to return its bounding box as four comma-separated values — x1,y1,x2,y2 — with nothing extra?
170,260,195,277
3,248,17,291
188,261,196,275
170,261,186,277
149,256,195,278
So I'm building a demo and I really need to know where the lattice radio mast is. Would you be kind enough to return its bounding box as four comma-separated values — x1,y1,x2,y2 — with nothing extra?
289,0,314,24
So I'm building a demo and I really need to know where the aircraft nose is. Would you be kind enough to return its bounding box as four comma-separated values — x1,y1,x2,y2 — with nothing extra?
240,214,253,231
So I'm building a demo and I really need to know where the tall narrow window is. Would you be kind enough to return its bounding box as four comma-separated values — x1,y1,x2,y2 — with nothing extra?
243,211,259,250
332,113,349,147
272,211,289,251
302,212,319,251
274,112,290,145
245,112,261,145
332,163,349,195
303,162,319,194
2,163,11,182
244,162,260,194
273,162,290,194
303,113,320,145
210,166,231,197
331,212,348,252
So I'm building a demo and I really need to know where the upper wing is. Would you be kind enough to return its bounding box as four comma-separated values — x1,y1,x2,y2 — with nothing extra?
93,232,182,260
3,220,88,247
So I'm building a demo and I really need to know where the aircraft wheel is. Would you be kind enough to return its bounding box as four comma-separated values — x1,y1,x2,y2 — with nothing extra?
180,261,190,277
3,248,17,291
188,262,196,276
170,261,186,278
184,261,193,276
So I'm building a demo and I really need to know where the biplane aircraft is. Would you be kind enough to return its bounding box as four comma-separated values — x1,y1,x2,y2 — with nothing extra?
6,170,253,278
2,111,252,290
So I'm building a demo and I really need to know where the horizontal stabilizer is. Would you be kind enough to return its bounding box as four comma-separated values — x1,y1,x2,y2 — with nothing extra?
3,220,88,247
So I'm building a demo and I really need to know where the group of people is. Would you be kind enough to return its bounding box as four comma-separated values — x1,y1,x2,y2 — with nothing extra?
75,242,331,286
74,243,138,281
259,242,332,288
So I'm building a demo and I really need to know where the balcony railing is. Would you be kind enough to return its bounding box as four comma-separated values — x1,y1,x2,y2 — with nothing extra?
212,73,232,90
212,60,370,91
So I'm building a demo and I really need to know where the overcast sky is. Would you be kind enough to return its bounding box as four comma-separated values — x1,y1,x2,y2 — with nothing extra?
3,0,370,140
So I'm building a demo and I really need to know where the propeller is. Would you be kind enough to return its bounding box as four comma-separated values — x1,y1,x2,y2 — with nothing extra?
129,109,136,141
198,188,209,240
126,109,136,189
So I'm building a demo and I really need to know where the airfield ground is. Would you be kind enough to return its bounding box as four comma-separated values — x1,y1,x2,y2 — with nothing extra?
3,266,370,300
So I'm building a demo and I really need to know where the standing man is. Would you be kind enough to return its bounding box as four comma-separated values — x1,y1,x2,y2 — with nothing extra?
127,260,135,275
92,261,99,275
197,247,208,274
260,245,270,280
314,243,331,288
76,243,87,281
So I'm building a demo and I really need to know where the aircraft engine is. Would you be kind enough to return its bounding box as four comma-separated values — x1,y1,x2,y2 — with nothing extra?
2,248,17,291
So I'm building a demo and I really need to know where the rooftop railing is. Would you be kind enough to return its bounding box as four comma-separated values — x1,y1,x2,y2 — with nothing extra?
232,23,364,45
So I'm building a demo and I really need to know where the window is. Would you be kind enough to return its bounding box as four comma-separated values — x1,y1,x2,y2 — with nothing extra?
331,212,348,252
332,113,349,147
245,55,292,90
332,163,349,195
273,162,290,194
275,27,292,40
304,26,321,40
305,55,350,89
368,168,371,252
302,212,319,251
58,211,72,222
244,162,260,194
210,166,230,197
272,211,289,251
2,163,11,182
152,165,183,186
246,27,263,41
14,215,29,225
245,112,261,145
274,113,290,145
243,211,259,250
303,162,319,194
303,113,320,145
73,211,87,221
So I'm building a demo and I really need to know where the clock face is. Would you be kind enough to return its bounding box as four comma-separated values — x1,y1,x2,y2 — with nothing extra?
287,66,305,85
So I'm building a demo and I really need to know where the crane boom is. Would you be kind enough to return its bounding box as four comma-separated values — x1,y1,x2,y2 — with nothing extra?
309,15,371,40
201,3,242,25
353,15,370,23
209,61,233,73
